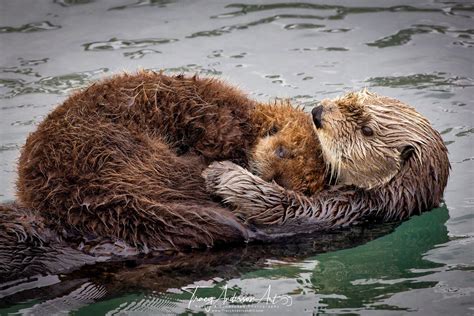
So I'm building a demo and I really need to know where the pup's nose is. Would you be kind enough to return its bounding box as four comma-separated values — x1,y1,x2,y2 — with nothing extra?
312,105,324,129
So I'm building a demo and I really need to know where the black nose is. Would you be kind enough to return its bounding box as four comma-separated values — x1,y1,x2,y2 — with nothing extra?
312,105,324,129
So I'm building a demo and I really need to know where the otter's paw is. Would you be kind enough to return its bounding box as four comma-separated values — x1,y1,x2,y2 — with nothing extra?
202,161,286,224
202,161,242,194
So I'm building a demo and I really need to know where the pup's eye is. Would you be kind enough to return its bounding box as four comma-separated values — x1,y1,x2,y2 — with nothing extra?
361,126,374,136
275,145,293,159
268,125,279,136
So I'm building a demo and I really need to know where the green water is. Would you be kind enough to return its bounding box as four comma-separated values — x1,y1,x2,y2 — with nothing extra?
0,0,473,314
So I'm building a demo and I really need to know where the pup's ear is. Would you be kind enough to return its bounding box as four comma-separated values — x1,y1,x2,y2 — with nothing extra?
400,145,415,163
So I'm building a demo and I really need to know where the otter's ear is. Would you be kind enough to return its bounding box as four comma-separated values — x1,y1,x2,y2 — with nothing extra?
400,145,415,163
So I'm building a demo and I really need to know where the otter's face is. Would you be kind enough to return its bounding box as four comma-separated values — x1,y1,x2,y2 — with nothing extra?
312,90,419,190
250,115,325,195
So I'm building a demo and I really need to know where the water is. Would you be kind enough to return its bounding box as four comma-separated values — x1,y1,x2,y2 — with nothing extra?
0,0,473,314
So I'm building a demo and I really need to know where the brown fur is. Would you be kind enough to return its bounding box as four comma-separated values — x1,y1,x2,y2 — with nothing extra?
14,71,325,251
0,203,100,280
250,102,325,195
204,90,450,226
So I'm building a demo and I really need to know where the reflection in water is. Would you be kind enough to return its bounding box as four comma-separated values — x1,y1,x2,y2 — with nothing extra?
0,207,452,314
0,21,61,33
310,207,450,312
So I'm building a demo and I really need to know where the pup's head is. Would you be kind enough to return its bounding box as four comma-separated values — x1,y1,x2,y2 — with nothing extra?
250,102,326,195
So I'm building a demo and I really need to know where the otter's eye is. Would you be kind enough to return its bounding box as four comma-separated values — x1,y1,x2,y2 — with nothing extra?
361,126,374,137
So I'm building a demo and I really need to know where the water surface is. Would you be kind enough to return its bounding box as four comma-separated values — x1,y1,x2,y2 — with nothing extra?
0,0,473,314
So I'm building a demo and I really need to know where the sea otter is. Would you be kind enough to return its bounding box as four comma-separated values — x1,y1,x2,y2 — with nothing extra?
14,71,325,251
203,89,450,227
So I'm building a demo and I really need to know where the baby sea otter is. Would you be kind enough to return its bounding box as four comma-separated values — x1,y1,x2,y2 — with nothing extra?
15,71,325,251
204,89,450,226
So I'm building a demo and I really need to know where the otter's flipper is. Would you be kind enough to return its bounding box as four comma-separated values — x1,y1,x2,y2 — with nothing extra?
0,203,101,282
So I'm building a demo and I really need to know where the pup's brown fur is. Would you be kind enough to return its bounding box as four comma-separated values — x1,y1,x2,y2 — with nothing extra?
204,90,450,226
250,102,324,195
15,71,325,251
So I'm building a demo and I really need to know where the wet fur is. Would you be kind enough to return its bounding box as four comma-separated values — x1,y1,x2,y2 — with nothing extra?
13,71,325,251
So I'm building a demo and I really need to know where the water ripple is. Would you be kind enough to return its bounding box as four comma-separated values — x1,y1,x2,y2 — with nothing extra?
187,14,328,38
284,23,324,30
54,0,95,6
1,103,48,110
367,24,474,48
109,0,174,10
0,66,41,78
367,72,474,90
151,64,222,76
0,68,109,98
194,3,473,39
11,116,43,126
0,143,20,152
455,128,474,137
123,49,162,59
0,58,49,78
291,47,348,52
0,21,61,33
19,58,49,67
83,38,178,51
207,50,247,59
211,3,459,20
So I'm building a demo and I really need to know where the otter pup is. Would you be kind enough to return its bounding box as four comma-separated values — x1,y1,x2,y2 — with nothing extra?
15,71,325,251
203,89,450,226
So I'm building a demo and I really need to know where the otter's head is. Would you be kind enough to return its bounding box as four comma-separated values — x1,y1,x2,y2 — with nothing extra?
250,102,326,195
311,89,450,194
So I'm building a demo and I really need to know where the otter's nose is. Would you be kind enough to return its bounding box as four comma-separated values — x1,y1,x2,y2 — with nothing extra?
312,105,324,129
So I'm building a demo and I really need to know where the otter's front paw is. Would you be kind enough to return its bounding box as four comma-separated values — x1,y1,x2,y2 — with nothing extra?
202,161,286,224
202,161,243,195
